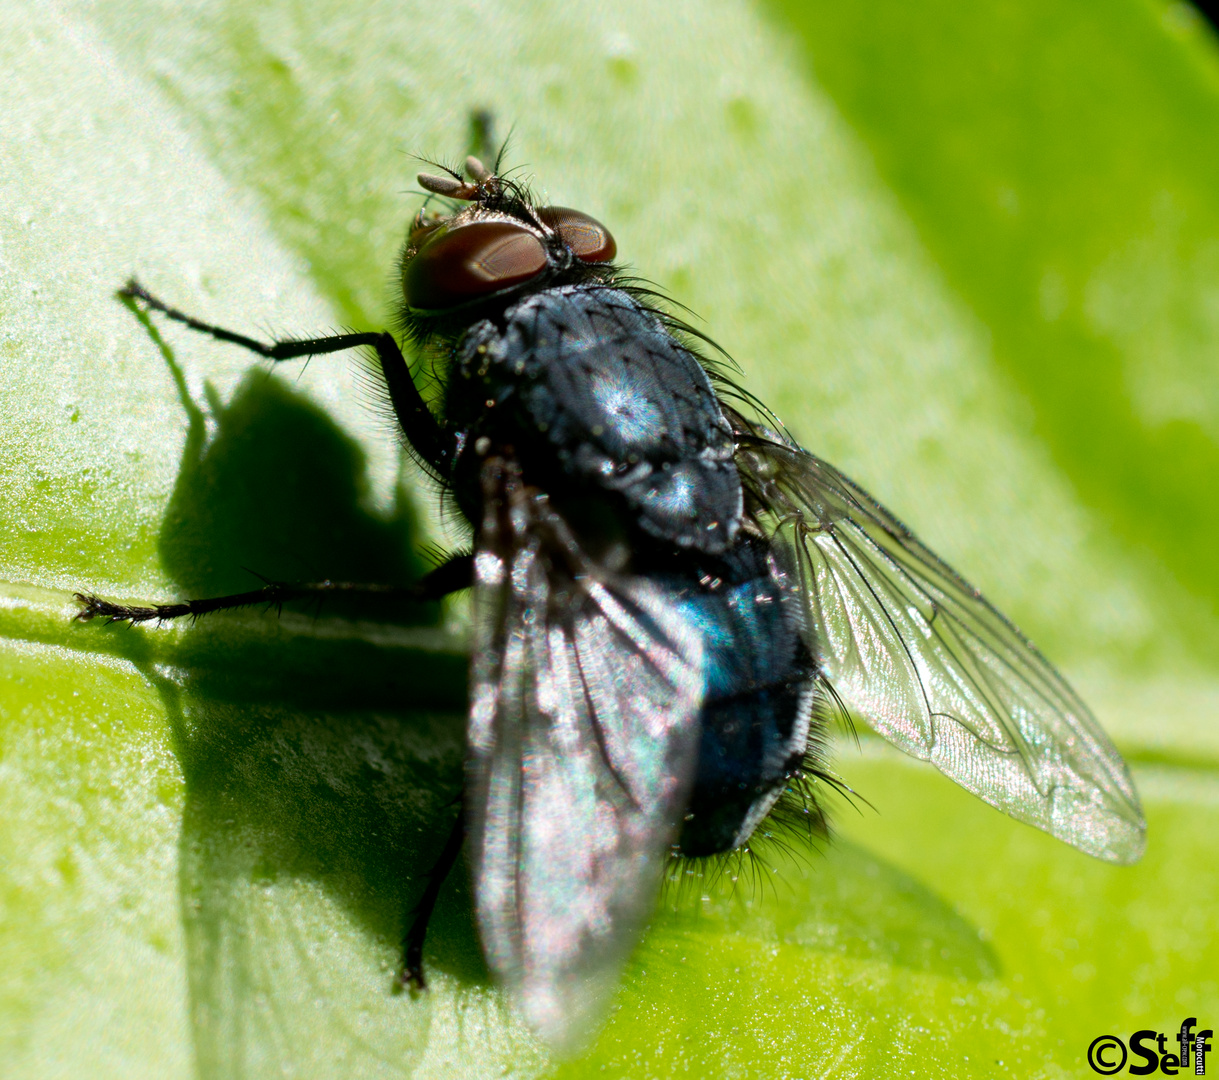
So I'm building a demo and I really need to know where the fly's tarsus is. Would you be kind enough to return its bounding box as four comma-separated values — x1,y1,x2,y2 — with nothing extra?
398,806,465,992
72,560,474,628
73,582,311,625
73,592,179,625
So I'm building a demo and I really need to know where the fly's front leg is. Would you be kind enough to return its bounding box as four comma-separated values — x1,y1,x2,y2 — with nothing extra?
120,280,452,472
75,555,473,626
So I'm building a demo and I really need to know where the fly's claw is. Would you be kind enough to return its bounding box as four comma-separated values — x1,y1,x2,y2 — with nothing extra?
395,962,427,994
72,592,110,622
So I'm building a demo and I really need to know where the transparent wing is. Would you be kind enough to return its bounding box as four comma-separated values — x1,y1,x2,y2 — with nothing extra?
734,430,1145,864
466,458,704,1050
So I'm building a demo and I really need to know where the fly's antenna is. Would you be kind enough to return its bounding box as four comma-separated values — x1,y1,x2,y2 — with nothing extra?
418,149,503,204
417,171,483,201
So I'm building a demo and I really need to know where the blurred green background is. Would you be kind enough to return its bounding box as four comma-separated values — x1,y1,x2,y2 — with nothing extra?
1,0,1217,1076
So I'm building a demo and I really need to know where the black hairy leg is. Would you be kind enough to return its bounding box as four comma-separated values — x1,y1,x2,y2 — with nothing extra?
399,804,465,991
75,554,474,626
120,279,451,471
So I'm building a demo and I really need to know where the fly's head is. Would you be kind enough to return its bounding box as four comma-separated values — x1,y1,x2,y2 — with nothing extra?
399,154,617,336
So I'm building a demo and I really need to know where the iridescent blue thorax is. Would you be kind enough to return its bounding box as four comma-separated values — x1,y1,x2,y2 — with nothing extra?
444,285,742,556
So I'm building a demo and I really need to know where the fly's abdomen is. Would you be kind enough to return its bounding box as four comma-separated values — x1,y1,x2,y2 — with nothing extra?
663,539,820,858
453,285,742,555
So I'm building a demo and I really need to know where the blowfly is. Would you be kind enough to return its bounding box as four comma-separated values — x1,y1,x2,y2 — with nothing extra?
77,147,1145,1051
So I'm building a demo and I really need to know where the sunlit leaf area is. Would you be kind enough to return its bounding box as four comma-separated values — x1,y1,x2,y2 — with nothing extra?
2,1,1216,1076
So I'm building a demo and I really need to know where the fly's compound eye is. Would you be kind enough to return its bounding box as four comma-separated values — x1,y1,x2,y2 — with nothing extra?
536,206,617,263
403,220,548,310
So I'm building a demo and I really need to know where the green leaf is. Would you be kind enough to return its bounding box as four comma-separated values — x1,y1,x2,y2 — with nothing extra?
2,1,1216,1077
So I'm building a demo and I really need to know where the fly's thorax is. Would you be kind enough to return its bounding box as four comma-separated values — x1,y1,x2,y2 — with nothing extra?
447,284,744,555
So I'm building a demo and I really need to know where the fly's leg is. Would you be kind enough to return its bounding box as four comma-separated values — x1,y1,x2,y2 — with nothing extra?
399,804,465,991
75,555,473,625
468,108,495,163
120,280,451,472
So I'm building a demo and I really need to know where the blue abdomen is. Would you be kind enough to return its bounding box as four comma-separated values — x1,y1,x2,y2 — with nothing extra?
664,538,819,857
